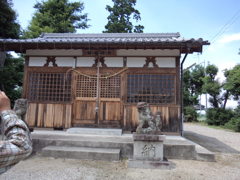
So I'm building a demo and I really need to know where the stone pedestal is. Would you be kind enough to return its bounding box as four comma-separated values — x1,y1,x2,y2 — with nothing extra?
128,133,174,169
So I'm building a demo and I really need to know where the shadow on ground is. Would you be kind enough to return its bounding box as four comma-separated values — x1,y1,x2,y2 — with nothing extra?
184,131,240,154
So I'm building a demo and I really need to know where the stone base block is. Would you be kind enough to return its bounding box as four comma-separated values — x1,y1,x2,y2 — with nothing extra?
133,134,166,161
128,160,175,169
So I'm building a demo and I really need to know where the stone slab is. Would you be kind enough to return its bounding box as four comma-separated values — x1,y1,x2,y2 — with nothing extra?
128,160,175,169
41,146,120,161
133,134,166,142
133,141,164,161
195,143,215,162
66,128,122,136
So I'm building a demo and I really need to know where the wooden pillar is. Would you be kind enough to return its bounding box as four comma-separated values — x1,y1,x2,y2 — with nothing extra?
22,56,29,98
175,56,181,105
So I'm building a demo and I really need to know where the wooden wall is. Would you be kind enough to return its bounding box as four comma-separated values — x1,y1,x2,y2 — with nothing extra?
25,103,72,129
73,99,122,128
23,54,181,133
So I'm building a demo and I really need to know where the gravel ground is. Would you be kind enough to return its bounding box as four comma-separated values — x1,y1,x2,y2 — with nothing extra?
1,123,240,180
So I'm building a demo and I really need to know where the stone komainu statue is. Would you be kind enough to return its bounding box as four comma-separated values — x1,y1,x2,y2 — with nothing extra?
13,99,28,120
136,102,162,134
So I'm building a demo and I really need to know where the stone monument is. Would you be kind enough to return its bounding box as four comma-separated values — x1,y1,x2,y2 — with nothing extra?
13,98,28,120
128,102,173,169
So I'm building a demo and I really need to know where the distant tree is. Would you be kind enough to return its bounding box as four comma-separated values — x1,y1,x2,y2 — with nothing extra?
202,64,230,109
183,70,195,106
103,0,144,33
0,0,20,38
183,65,205,106
23,0,89,38
224,64,240,101
0,0,23,104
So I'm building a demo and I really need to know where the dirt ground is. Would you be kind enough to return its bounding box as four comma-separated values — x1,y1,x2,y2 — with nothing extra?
1,123,240,180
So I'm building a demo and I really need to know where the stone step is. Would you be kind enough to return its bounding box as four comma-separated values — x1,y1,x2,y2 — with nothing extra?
66,128,122,136
195,144,215,162
183,137,215,161
41,146,121,161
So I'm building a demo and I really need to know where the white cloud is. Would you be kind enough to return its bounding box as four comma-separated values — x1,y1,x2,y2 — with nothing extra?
218,33,240,44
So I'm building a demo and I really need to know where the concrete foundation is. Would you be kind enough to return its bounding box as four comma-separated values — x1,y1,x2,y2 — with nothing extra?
67,128,122,136
31,129,215,162
42,146,120,161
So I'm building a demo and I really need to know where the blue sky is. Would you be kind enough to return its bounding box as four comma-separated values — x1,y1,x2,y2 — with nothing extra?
11,0,240,107
12,0,240,70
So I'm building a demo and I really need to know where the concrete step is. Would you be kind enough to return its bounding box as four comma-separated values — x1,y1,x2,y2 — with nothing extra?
41,146,120,161
66,128,122,136
183,137,215,161
195,144,215,162
32,130,214,161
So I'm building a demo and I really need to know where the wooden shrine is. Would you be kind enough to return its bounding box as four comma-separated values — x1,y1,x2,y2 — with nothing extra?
0,33,209,134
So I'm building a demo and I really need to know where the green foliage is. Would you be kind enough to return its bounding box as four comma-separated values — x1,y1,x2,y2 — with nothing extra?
224,64,240,101
104,0,144,33
202,64,229,109
0,55,24,106
0,0,20,38
234,105,240,117
23,0,89,38
225,105,240,132
0,0,23,104
184,106,198,122
206,108,235,126
191,65,205,94
183,65,205,106
224,117,240,132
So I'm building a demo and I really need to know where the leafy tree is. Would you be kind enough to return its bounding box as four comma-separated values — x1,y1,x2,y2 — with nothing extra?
203,65,222,108
0,0,20,38
206,108,234,126
202,64,231,109
23,0,89,38
103,0,144,33
0,55,24,105
183,65,205,106
0,0,23,104
184,106,198,122
224,64,240,101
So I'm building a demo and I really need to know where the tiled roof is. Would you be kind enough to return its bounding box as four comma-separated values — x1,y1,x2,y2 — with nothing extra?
0,33,209,53
0,33,207,44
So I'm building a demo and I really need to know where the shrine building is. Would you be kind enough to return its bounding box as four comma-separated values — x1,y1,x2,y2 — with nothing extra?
0,33,209,135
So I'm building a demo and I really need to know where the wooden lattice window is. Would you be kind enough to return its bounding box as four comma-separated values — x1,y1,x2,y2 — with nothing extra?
28,72,72,102
100,76,121,98
75,75,121,98
76,75,97,98
127,74,175,104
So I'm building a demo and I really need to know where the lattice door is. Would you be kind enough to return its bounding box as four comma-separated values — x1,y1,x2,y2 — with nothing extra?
73,71,122,127
75,75,121,99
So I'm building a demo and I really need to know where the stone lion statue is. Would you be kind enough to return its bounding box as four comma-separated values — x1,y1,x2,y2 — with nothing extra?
13,98,28,120
136,102,162,134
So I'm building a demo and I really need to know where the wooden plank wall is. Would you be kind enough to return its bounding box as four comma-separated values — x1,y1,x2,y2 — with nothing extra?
25,103,72,128
99,101,122,121
74,101,96,121
123,105,180,133
73,100,122,127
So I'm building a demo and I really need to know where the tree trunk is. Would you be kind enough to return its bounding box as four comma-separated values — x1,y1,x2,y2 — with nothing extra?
222,91,229,110
213,95,219,108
